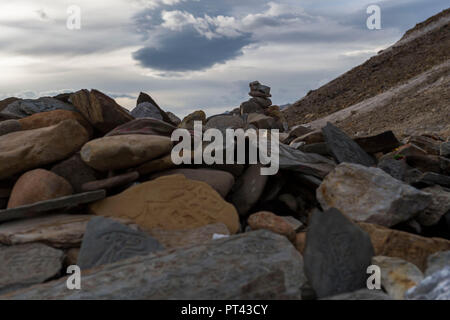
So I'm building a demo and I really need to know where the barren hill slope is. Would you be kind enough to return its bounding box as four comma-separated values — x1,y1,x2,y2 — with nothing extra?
283,8,450,138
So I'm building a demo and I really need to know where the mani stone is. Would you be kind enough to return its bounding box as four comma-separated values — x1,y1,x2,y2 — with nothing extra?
0,119,90,179
372,256,424,300
0,230,306,300
317,163,432,227
405,266,450,300
304,208,374,299
0,243,64,295
89,174,240,234
322,122,376,166
77,216,164,270
80,134,172,171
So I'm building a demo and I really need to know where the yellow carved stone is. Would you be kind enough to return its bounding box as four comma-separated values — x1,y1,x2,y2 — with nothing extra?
89,174,240,234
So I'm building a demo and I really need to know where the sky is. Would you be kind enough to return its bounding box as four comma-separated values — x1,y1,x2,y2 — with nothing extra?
0,0,448,117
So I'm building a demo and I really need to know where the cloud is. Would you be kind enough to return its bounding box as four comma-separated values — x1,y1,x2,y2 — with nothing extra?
133,27,252,71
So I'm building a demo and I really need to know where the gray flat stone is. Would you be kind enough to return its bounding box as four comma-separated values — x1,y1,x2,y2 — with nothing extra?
0,190,106,223
1,230,306,300
322,122,376,166
77,216,164,270
304,208,375,298
0,243,64,294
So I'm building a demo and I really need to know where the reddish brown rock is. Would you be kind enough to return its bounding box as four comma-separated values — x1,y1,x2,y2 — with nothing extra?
18,109,93,137
357,222,450,271
7,169,73,209
294,232,306,254
0,119,89,179
247,211,296,242
70,89,133,133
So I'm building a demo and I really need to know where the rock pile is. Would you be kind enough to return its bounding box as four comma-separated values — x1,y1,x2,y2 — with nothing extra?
0,83,449,300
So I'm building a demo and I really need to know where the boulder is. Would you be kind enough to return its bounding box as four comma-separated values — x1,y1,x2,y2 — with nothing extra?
136,154,177,175
304,208,374,298
377,158,408,181
7,169,73,209
135,92,176,125
372,256,423,300
405,266,450,300
247,211,296,242
357,222,450,271
277,143,336,178
405,136,441,155
240,100,265,115
1,97,77,118
0,230,306,300
150,168,234,198
178,110,206,130
80,134,172,171
0,243,64,295
131,102,163,120
317,163,432,227
354,131,400,154
0,120,89,179
416,185,450,227
51,153,99,193
105,118,176,137
77,217,164,270
69,89,133,133
322,122,376,166
249,81,271,97
230,165,268,216
166,111,181,125
18,109,93,137
89,175,240,234
0,97,19,111
205,115,244,130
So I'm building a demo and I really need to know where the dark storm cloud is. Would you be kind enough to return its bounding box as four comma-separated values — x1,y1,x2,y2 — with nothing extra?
132,27,252,71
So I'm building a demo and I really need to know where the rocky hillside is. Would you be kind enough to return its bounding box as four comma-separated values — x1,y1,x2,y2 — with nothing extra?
283,8,450,139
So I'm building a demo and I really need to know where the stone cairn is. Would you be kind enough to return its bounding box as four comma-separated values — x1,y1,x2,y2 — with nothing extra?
0,86,448,300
